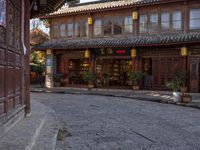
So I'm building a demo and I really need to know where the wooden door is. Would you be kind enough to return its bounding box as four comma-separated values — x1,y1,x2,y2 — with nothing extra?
0,0,23,117
189,57,199,93
152,57,183,89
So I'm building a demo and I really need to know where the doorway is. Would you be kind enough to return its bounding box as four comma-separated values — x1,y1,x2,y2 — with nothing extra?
143,58,152,88
96,59,132,88
189,57,200,93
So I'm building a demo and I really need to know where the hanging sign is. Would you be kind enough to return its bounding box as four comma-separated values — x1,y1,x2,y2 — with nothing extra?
0,0,6,27
98,48,130,56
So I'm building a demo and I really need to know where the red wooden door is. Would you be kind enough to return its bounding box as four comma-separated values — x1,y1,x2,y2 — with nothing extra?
0,0,23,117
189,57,199,93
152,57,183,89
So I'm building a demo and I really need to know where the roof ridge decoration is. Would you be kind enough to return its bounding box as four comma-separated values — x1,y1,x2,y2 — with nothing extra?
48,0,160,17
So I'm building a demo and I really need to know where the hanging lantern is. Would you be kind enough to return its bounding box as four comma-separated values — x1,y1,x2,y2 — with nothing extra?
181,46,188,56
88,17,93,25
85,49,90,58
132,11,138,20
131,48,137,58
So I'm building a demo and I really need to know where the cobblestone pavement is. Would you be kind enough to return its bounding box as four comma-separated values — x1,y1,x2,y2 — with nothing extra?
31,92,200,150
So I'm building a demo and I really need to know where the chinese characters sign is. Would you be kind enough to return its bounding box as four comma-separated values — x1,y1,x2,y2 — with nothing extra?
0,0,6,27
98,48,130,56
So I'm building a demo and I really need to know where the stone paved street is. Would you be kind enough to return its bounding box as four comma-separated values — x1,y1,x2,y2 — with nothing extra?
31,92,200,150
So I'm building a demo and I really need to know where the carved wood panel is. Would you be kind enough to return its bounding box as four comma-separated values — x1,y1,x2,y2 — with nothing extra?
0,0,23,116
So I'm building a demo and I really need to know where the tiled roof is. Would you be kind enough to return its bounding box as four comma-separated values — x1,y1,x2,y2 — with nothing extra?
33,33,200,50
48,0,161,16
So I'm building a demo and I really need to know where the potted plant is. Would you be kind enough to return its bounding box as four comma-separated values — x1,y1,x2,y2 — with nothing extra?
53,73,62,87
166,81,181,102
127,71,143,90
166,70,189,102
175,70,187,93
81,71,96,89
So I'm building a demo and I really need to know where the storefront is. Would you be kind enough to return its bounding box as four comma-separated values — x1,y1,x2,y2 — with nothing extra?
95,48,132,88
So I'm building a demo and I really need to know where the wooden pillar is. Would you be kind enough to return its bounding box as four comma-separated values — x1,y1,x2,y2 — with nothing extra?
45,49,54,88
24,0,30,114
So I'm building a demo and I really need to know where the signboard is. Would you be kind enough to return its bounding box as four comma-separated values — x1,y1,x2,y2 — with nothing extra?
97,48,130,56
0,0,6,27
46,58,51,66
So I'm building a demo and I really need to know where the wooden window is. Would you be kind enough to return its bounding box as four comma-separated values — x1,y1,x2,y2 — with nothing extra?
53,24,59,38
74,22,81,37
139,14,148,33
113,16,123,35
82,20,89,37
190,9,200,30
124,16,133,33
172,11,182,30
161,12,170,32
103,18,112,36
94,19,102,36
149,13,158,32
67,23,73,37
59,24,66,38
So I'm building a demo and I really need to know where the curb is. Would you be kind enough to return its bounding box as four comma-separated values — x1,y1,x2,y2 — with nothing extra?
31,89,200,110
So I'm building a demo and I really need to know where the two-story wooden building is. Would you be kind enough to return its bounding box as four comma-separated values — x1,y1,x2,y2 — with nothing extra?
34,0,200,92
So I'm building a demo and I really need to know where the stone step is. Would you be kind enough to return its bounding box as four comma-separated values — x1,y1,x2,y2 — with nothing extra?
0,101,58,150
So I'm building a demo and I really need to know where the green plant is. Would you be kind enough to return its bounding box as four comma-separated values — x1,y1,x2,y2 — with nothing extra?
81,71,96,84
166,70,186,91
166,81,180,92
53,73,63,83
127,71,143,86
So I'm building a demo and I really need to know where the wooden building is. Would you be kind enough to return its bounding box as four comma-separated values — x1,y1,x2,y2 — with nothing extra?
34,0,200,92
0,0,68,137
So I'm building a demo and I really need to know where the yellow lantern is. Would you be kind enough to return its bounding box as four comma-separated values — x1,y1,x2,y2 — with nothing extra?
181,46,188,56
132,11,138,20
85,49,90,58
87,17,93,25
131,48,136,58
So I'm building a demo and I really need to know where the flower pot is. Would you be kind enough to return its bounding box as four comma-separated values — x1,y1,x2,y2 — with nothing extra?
133,85,139,90
88,84,94,90
181,94,192,103
172,92,181,102
180,86,188,93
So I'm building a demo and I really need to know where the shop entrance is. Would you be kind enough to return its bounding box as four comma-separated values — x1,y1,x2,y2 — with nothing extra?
189,57,200,93
96,59,132,88
143,58,153,88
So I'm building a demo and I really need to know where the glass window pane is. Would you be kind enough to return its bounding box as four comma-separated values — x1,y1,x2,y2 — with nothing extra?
172,11,182,30
74,22,81,37
161,12,170,32
103,18,112,35
124,16,133,33
82,20,89,37
94,19,102,36
149,13,158,32
53,25,59,38
139,15,147,33
190,9,200,29
59,24,66,37
114,16,123,35
67,23,73,37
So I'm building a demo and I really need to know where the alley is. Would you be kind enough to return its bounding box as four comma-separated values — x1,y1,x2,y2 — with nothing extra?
31,92,200,150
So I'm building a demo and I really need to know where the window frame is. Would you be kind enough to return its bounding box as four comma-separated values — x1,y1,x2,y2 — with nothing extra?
149,13,159,33
93,19,103,37
189,8,200,30
139,14,148,34
123,16,133,34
